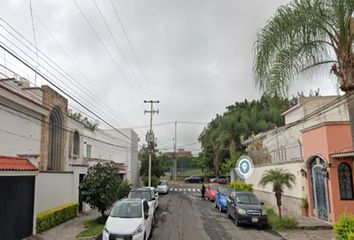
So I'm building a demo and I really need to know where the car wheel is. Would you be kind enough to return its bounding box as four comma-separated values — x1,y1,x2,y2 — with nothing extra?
235,213,241,227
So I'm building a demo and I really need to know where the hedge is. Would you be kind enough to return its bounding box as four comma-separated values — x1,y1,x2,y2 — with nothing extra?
36,203,79,233
229,181,253,192
334,211,354,240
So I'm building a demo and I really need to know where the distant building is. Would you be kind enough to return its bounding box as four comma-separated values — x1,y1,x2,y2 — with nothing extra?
163,148,193,158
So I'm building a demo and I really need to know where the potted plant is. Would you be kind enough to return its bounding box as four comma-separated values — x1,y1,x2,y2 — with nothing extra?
301,198,309,217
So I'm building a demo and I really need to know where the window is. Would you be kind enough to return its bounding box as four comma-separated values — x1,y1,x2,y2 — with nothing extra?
86,144,92,158
338,163,354,200
73,131,80,156
47,107,62,171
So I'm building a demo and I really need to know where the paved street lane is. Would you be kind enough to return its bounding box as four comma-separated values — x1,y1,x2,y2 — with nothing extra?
152,183,285,240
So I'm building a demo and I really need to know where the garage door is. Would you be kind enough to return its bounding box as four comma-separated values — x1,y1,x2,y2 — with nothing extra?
0,176,35,240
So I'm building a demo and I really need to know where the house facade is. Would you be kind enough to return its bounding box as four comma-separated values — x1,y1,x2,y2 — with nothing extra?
0,77,140,237
242,96,352,222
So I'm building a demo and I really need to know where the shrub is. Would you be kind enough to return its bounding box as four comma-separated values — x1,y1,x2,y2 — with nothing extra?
229,181,253,192
334,211,354,240
266,207,297,231
142,175,160,187
36,203,79,233
79,162,121,216
118,180,132,200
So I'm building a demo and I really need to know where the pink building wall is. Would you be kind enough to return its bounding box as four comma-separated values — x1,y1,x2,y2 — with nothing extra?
302,122,354,223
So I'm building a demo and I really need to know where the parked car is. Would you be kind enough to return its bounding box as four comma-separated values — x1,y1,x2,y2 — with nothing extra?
206,183,221,201
156,180,169,194
215,187,234,212
184,176,204,183
102,198,153,240
143,187,159,210
210,176,229,184
226,191,268,228
128,188,158,214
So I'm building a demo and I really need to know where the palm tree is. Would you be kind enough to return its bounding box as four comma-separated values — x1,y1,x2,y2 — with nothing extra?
253,0,354,147
259,168,296,219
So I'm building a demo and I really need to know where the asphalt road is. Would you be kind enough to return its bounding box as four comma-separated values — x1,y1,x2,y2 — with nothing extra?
151,183,285,240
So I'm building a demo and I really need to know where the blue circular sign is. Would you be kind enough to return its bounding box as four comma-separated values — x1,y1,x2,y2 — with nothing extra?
235,156,254,179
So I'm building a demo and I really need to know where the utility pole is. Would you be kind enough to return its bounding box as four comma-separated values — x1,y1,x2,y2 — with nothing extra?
144,100,159,187
174,121,177,181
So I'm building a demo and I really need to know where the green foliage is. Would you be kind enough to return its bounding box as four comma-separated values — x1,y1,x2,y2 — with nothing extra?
229,181,253,192
301,198,308,209
259,168,296,218
79,162,121,216
68,109,98,131
77,218,105,238
139,147,165,178
142,175,160,187
199,95,290,176
253,0,354,96
36,203,79,233
334,211,354,240
117,180,132,200
266,208,297,231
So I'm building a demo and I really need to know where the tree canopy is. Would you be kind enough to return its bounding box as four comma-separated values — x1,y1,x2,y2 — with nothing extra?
198,95,291,176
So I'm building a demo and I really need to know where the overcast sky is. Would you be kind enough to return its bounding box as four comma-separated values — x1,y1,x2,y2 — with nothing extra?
0,0,340,154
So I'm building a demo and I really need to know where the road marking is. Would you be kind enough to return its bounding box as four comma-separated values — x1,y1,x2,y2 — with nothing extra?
188,188,191,192
174,188,178,191
197,189,200,192
179,188,182,191
192,189,196,192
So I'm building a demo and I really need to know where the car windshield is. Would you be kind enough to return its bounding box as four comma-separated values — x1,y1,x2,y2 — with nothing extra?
129,191,151,201
219,188,233,196
235,194,261,205
110,202,142,218
210,185,219,191
159,181,167,186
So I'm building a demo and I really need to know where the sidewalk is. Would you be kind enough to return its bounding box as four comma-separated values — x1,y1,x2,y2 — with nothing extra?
279,215,335,240
27,209,100,240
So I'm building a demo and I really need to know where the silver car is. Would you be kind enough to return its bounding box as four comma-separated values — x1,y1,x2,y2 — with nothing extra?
156,180,169,194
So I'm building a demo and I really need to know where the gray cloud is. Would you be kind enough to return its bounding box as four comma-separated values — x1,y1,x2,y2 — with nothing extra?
0,0,338,153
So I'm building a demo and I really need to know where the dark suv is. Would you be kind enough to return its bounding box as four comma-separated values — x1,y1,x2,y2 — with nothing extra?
226,192,268,228
184,176,204,183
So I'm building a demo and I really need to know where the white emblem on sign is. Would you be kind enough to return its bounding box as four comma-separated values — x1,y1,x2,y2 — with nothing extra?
235,156,254,179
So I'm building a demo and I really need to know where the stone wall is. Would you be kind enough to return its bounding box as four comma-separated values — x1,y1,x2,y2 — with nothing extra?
39,85,68,171
254,189,302,217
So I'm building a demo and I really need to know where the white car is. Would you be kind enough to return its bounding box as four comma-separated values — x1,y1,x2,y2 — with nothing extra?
156,180,169,194
102,198,153,240
143,187,159,210
129,188,158,213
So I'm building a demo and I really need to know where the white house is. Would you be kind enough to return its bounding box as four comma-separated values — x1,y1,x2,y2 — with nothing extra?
0,77,140,238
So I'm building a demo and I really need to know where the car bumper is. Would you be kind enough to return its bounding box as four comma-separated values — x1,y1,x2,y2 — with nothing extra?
105,232,144,240
237,215,268,226
156,188,168,193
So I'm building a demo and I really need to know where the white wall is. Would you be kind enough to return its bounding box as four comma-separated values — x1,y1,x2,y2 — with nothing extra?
36,172,74,213
0,98,42,157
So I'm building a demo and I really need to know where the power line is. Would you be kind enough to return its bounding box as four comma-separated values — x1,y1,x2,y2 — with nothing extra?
110,0,157,99
72,0,146,100
0,42,135,144
0,18,134,130
92,0,151,98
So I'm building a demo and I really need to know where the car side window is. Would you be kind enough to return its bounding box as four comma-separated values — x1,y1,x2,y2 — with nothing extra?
143,201,149,214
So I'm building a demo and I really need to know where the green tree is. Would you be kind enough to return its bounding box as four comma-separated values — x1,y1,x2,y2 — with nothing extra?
259,168,296,219
79,162,120,217
253,0,354,149
139,147,165,185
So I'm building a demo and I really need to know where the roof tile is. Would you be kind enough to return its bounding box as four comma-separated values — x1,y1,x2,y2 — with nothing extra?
0,156,38,171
